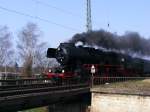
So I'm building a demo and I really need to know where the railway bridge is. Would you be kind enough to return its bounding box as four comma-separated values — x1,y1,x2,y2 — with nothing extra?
0,78,90,112
0,76,142,112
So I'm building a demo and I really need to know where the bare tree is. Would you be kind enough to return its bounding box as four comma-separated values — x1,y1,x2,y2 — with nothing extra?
17,22,48,77
0,26,14,72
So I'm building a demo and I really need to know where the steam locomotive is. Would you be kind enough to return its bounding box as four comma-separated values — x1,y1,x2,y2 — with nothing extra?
46,43,150,81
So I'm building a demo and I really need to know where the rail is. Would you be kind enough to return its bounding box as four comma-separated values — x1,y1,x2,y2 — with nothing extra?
0,84,89,97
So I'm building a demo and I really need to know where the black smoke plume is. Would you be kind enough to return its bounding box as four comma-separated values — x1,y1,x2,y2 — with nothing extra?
69,29,150,56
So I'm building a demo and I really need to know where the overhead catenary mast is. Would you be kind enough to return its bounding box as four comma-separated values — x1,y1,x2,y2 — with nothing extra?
86,0,92,32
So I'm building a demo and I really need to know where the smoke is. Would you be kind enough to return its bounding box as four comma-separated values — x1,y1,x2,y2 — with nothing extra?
69,29,150,56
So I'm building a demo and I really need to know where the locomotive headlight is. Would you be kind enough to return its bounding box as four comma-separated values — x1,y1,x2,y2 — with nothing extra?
60,59,63,62
49,69,52,73
57,47,60,51
62,70,65,73
121,58,125,62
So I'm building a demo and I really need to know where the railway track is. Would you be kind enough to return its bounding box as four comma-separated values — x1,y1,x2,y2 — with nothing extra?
0,83,55,91
0,78,84,90
0,80,90,112
0,83,89,97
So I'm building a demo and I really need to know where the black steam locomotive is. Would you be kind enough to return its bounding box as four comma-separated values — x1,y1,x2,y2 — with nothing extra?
46,43,150,80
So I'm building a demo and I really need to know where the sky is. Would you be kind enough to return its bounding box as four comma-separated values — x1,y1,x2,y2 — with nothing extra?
0,0,150,47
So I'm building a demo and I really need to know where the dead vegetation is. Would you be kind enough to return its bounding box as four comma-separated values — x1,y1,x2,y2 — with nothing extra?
92,79,150,95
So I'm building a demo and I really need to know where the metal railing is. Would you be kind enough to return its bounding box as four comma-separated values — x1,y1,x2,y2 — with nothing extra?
1,75,150,91
0,77,89,90
90,76,150,89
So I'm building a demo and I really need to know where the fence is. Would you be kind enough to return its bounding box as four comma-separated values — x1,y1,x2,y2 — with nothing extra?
91,76,150,87
0,77,90,91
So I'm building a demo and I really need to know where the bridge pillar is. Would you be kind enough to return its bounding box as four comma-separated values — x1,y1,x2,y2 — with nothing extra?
48,104,56,112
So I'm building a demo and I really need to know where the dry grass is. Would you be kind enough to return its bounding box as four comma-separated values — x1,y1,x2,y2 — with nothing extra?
93,79,150,94
21,107,48,112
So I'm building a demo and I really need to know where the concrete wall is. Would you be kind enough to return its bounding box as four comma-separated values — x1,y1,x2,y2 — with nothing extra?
91,93,150,112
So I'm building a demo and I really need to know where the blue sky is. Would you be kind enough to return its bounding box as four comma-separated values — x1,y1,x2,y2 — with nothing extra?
0,0,150,47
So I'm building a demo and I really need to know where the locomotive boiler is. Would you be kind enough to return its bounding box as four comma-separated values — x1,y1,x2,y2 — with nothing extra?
47,43,125,65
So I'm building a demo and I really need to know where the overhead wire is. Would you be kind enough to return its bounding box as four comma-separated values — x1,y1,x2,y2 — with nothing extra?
0,5,81,32
32,0,86,29
32,0,82,18
32,0,106,30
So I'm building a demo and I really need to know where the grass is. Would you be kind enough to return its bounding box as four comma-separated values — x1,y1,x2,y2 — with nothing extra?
20,107,48,112
93,79,150,94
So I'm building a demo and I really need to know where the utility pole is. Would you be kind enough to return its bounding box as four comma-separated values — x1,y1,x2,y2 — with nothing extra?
86,0,92,32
